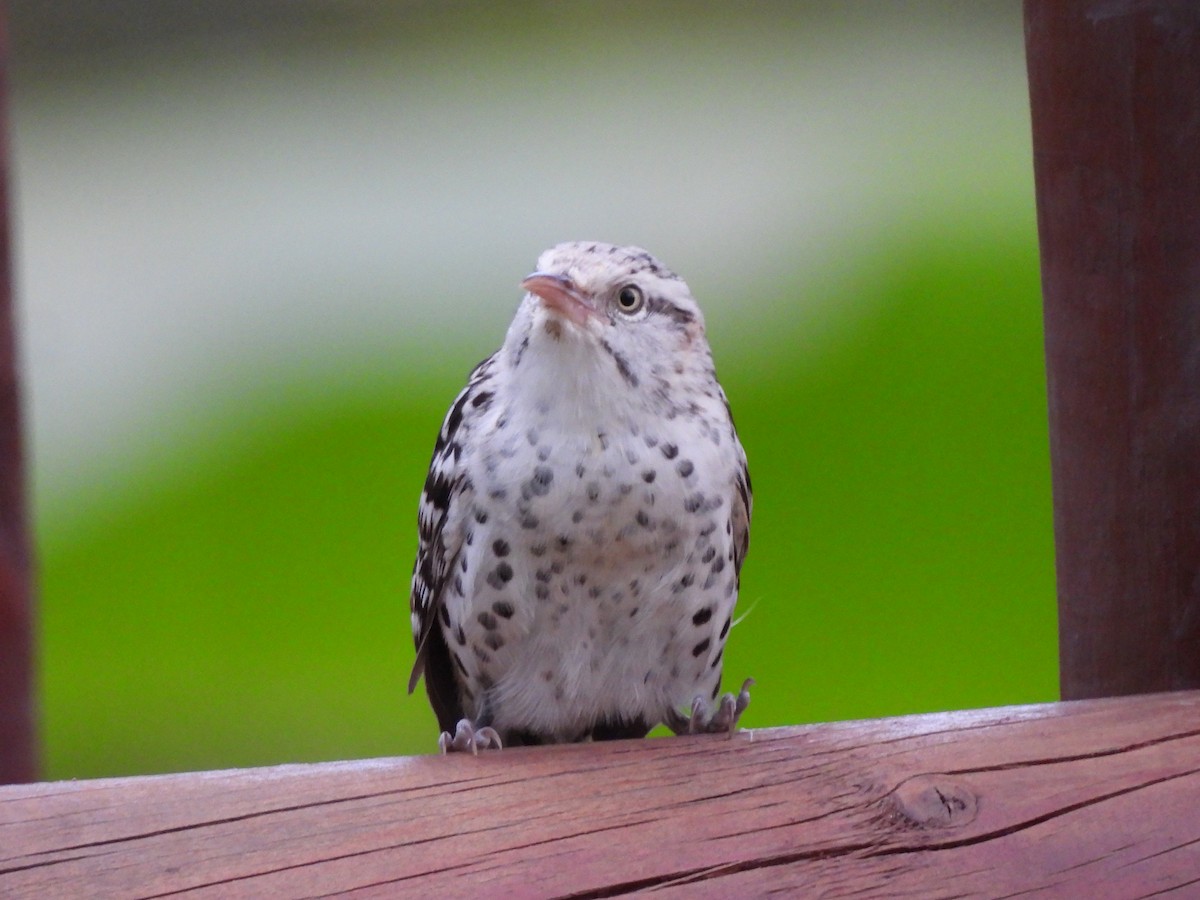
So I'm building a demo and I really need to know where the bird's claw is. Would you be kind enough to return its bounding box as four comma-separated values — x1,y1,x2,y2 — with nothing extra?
438,718,503,754
669,677,754,737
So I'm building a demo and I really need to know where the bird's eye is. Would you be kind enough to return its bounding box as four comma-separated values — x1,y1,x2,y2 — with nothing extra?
615,284,645,315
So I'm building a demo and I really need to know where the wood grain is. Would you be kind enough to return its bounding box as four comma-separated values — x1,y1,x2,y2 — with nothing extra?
2,692,1198,897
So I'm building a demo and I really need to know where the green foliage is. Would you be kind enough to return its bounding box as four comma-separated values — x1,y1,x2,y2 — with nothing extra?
38,223,1055,779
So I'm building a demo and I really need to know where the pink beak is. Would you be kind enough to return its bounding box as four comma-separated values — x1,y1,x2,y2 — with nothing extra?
521,273,601,328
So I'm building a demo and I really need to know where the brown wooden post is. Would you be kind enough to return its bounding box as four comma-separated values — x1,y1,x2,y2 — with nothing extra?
1025,1,1200,699
0,4,36,784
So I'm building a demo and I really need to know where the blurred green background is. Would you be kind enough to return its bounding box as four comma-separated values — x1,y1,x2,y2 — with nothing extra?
11,2,1054,779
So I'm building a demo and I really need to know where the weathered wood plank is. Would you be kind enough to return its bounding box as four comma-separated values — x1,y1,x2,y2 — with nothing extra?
2,692,1198,897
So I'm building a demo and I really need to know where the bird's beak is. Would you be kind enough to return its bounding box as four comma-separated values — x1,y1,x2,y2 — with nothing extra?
521,272,601,328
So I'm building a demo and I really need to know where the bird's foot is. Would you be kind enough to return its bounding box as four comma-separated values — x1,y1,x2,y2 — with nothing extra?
668,677,754,737
438,718,503,754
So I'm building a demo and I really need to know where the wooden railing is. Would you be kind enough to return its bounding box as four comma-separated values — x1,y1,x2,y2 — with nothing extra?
3,691,1199,896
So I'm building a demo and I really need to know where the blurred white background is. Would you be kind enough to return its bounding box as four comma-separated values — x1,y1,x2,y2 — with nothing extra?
12,2,1029,525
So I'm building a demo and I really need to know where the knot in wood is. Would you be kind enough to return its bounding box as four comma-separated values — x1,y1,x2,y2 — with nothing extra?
891,774,977,829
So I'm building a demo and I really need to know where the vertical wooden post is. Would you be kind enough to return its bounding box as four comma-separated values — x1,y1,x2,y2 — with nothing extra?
1025,1,1200,699
0,4,35,784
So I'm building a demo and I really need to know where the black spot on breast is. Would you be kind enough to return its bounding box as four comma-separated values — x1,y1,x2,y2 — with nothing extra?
684,493,705,513
474,509,488,525
477,611,498,630
485,562,513,589
720,616,732,639
676,460,694,478
484,633,504,651
530,466,554,495
521,513,539,529
642,469,656,483
692,606,713,626
455,625,466,645
692,637,711,658
711,556,726,574
711,647,724,669
439,605,451,627
661,443,679,460
535,584,550,600
492,600,515,619
586,482,601,503
492,539,510,557
471,390,494,409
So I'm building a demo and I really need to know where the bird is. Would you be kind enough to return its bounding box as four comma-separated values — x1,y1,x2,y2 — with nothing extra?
408,241,752,752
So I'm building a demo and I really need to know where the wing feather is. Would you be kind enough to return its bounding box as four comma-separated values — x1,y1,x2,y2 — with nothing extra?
408,355,497,728
731,456,751,576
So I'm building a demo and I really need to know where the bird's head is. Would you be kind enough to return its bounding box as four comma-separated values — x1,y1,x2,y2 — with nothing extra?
503,243,713,413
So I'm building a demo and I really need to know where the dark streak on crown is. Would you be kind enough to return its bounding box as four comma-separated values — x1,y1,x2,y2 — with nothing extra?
623,249,681,282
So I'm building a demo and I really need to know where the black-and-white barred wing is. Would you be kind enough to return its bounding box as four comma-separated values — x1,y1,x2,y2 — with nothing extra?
408,354,497,702
731,453,751,577
721,386,751,577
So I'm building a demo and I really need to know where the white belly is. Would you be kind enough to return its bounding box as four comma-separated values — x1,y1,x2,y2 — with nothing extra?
447,417,740,740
